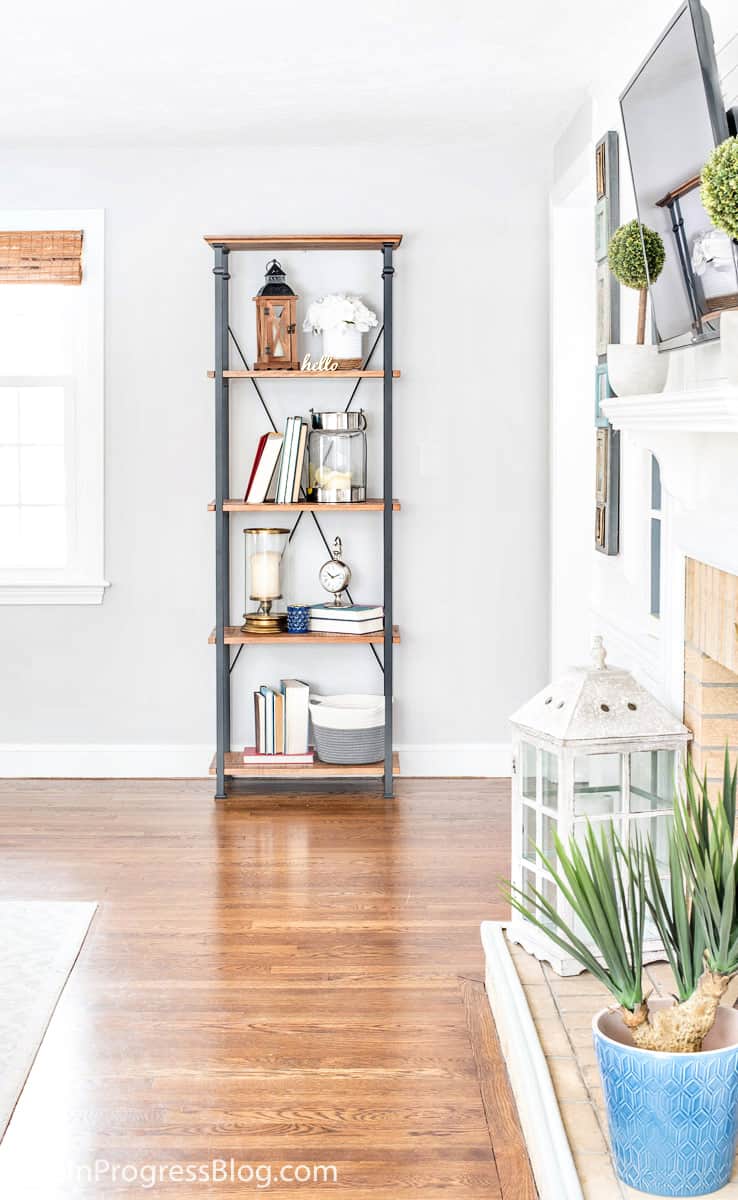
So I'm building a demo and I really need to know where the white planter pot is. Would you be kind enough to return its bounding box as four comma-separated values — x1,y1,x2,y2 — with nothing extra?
322,326,364,365
721,310,738,386
607,344,668,397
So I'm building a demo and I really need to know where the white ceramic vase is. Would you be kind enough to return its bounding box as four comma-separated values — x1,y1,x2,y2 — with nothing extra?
607,344,668,397
322,325,363,365
720,310,738,386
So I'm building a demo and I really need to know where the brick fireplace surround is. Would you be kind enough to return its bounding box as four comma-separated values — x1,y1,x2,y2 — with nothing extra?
683,558,738,789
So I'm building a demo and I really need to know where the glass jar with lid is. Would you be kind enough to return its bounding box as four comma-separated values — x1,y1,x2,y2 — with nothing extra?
307,410,367,503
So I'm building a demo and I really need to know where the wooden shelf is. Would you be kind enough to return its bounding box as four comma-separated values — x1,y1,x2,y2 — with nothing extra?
209,625,400,646
207,369,400,379
211,750,400,779
208,498,400,512
204,235,403,252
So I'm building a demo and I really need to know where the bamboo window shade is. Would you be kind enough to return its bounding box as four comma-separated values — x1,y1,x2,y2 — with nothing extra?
0,231,83,285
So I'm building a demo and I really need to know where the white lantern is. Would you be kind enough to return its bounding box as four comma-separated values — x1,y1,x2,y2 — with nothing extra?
508,637,691,975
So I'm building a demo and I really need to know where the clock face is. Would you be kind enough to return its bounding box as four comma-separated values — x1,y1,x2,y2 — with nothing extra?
320,560,350,593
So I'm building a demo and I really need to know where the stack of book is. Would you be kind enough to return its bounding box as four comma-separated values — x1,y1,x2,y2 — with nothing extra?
243,417,308,505
245,678,312,764
308,603,384,635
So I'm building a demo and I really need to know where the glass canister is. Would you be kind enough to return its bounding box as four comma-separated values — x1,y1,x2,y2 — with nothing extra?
307,410,367,503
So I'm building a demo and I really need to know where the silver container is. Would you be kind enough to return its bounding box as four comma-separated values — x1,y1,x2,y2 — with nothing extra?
308,409,367,503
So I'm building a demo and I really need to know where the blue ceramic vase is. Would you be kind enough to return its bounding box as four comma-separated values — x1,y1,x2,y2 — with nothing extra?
593,1005,738,1196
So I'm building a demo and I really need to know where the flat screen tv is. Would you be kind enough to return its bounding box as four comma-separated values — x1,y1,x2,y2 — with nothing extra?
620,0,738,351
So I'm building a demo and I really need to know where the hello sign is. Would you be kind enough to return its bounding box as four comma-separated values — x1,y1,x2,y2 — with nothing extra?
301,353,339,373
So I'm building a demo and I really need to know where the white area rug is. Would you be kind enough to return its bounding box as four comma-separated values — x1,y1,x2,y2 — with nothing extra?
0,901,97,1141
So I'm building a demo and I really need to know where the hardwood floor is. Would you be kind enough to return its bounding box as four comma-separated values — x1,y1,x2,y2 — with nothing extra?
0,778,535,1198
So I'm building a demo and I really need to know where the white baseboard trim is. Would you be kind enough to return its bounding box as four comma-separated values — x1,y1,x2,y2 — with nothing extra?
481,921,583,1200
397,743,511,777
0,742,512,780
0,745,213,778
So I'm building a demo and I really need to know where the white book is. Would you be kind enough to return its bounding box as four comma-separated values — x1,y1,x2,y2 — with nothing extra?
276,417,297,503
245,432,283,504
309,617,384,635
291,422,308,502
281,678,310,754
260,685,275,753
253,690,266,753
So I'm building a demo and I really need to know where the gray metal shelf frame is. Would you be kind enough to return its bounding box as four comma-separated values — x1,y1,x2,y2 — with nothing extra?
209,238,397,800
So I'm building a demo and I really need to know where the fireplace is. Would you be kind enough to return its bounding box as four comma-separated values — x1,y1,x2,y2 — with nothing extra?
683,558,738,792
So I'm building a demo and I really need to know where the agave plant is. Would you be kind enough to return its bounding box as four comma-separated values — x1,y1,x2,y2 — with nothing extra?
645,751,737,999
506,822,647,1015
507,749,738,1053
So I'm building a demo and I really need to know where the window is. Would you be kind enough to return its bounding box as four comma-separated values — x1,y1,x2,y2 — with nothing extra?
0,382,68,567
649,456,662,618
0,211,107,603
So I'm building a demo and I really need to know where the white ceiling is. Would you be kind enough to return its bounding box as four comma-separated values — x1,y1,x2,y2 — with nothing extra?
2,0,694,146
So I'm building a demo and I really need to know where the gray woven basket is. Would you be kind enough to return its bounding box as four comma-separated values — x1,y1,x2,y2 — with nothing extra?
311,722,384,765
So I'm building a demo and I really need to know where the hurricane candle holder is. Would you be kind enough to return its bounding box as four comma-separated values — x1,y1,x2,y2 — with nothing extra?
242,528,290,634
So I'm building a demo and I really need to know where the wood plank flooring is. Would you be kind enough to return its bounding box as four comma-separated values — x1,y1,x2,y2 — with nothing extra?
0,778,534,1197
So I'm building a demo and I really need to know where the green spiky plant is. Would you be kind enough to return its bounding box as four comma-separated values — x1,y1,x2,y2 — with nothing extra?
507,749,738,1053
608,219,665,345
506,822,648,1016
645,751,737,1003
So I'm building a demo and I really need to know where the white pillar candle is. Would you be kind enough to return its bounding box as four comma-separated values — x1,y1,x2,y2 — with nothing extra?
250,550,281,599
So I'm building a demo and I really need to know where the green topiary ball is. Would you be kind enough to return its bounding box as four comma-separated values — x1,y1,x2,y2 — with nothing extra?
701,137,738,241
607,220,665,290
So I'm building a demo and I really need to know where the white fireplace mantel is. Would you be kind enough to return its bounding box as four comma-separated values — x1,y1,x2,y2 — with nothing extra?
602,382,738,433
602,381,738,516
600,376,738,720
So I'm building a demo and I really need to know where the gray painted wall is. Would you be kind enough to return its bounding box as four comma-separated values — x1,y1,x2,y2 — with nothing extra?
0,140,549,760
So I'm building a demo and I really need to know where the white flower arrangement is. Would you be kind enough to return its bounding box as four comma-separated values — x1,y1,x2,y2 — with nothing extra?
691,228,735,276
302,294,378,335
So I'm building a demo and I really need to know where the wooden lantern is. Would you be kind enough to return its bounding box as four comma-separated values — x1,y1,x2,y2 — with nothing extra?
254,260,299,370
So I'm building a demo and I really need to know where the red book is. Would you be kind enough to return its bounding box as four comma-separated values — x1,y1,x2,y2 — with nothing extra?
244,434,269,501
242,747,314,766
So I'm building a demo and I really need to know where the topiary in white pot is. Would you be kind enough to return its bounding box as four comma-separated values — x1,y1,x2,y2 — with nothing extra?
701,138,738,385
607,220,668,397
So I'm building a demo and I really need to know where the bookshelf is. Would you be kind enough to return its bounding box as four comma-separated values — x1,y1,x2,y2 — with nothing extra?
206,233,401,800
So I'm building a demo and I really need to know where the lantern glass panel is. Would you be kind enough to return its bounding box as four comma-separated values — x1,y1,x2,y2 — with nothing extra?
270,304,286,357
535,878,556,931
574,753,623,816
521,864,536,903
520,741,537,800
521,802,536,862
541,812,557,865
636,813,673,873
541,749,559,810
541,876,557,928
629,749,675,812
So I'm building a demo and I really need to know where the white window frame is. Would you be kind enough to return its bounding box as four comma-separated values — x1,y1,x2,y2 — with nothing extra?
0,209,108,604
649,454,662,622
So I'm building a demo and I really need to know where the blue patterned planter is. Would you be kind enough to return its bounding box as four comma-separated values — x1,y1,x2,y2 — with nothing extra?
593,1006,738,1196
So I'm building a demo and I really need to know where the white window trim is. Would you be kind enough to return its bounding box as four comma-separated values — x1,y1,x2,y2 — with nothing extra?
0,209,108,604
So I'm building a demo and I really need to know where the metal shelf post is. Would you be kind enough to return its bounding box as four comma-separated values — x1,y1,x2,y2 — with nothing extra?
382,243,394,799
214,244,231,799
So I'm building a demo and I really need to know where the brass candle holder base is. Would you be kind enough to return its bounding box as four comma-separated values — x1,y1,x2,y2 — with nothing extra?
241,610,288,634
